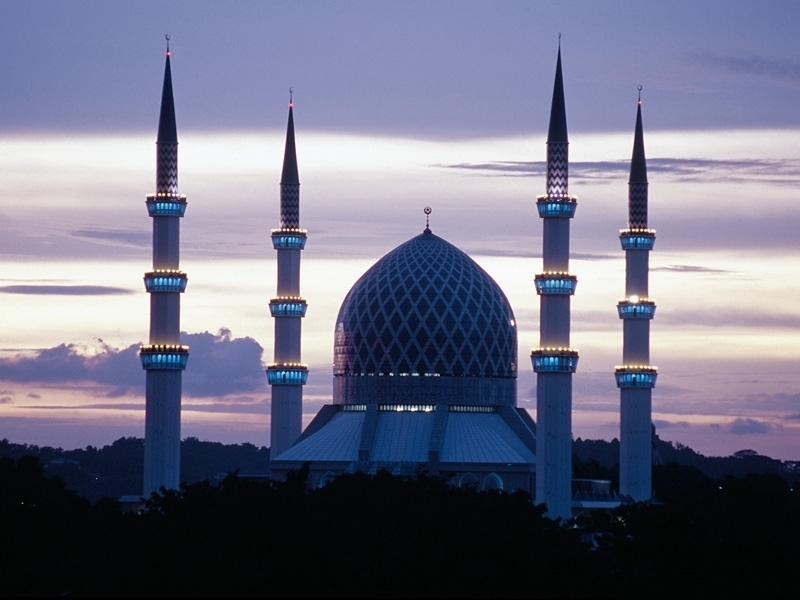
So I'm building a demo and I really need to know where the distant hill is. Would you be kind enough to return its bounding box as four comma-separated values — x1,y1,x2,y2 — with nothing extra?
1,435,798,504
0,437,270,503
573,435,800,486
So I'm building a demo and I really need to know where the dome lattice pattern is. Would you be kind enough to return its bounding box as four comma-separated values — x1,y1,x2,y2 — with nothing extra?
334,230,517,378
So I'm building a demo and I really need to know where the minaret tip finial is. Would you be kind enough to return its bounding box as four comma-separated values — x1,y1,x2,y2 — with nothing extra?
424,206,432,232
638,85,642,104
558,32,561,47
165,34,170,55
289,87,293,107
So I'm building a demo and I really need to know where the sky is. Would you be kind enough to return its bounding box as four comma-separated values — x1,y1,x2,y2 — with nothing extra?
2,0,800,460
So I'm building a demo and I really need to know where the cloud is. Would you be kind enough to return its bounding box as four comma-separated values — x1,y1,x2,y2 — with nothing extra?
71,227,150,248
717,417,782,436
0,285,132,296
690,52,800,86
654,265,729,274
439,158,800,186
0,329,268,398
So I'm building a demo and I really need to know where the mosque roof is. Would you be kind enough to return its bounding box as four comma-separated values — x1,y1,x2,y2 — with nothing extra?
273,408,536,465
333,228,518,381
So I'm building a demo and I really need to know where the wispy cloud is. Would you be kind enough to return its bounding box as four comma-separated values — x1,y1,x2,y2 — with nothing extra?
439,158,800,185
690,52,800,86
0,285,132,296
71,227,150,248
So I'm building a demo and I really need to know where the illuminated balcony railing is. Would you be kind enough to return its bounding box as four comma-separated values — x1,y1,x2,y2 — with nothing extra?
534,272,577,295
536,194,578,218
269,297,308,317
271,228,307,250
146,193,187,217
139,345,189,370
617,297,656,319
614,366,658,388
619,228,656,250
266,363,309,385
531,348,579,373
144,270,188,293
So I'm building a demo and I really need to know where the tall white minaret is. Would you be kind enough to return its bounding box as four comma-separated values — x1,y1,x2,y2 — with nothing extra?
531,43,579,521
617,88,657,501
267,91,308,460
140,37,189,497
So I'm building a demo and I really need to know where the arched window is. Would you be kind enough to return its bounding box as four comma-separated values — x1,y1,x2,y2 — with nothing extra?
482,472,503,491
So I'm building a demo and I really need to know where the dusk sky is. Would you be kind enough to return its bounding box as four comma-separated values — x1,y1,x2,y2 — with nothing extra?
2,1,800,460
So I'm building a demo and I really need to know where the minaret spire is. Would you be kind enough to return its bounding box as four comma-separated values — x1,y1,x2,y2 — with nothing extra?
267,91,308,462
531,43,578,521
616,89,657,502
140,38,189,497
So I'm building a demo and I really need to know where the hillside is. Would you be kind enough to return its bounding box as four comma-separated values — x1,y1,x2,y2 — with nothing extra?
2,435,798,504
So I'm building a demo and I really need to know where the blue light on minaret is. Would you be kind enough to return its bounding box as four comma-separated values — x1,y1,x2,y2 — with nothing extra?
140,37,189,497
267,91,308,460
531,43,578,521
617,89,657,502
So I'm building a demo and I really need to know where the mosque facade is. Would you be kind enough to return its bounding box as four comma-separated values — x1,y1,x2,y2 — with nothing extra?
136,42,655,511
268,46,655,509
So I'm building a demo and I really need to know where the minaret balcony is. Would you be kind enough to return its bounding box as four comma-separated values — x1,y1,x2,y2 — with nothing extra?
534,272,577,295
146,193,187,217
271,228,307,250
531,348,579,373
614,366,657,388
269,297,307,317
619,228,656,250
266,363,309,385
536,194,577,218
144,270,188,293
617,296,656,319
139,345,189,370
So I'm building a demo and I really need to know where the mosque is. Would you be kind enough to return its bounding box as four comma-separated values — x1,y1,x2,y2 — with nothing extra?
142,42,656,520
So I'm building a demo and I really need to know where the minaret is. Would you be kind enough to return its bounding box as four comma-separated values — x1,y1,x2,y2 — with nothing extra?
139,37,189,497
616,88,657,501
531,42,579,521
267,90,308,460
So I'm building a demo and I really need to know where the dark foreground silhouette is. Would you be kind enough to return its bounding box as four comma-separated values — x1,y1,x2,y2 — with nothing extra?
1,456,799,597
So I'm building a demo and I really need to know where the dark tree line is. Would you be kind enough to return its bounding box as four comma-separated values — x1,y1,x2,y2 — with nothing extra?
2,454,799,598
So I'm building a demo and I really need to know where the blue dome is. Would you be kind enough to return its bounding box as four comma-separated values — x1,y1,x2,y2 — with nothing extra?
333,229,518,380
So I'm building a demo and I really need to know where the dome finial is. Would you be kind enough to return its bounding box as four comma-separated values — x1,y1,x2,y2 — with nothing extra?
424,206,432,233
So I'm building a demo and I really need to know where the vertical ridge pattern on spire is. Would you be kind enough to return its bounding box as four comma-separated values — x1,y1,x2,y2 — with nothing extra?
280,104,300,229
546,49,569,198
628,101,648,229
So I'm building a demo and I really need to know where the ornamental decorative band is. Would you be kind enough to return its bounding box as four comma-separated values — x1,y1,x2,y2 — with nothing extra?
146,194,187,217
144,271,188,293
266,364,309,385
619,229,655,250
269,299,308,317
531,348,579,373
616,300,656,319
139,345,189,370
536,195,577,218
271,229,307,249
534,273,577,295
614,366,658,388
